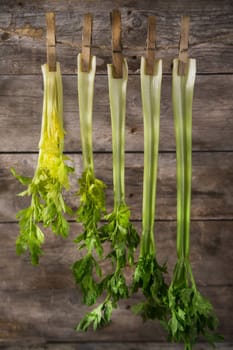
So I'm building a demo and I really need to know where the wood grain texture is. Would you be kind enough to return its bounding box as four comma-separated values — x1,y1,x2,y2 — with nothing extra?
1,344,232,350
4,152,233,222
0,0,233,74
0,221,232,290
0,286,232,343
1,345,233,350
0,0,232,347
0,75,233,152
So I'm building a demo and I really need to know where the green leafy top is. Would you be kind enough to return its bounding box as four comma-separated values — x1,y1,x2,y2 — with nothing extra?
76,203,139,331
12,62,73,265
132,254,168,322
72,168,106,306
165,259,223,349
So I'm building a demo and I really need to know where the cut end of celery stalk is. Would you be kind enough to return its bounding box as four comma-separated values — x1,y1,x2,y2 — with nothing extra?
107,58,128,81
141,56,162,77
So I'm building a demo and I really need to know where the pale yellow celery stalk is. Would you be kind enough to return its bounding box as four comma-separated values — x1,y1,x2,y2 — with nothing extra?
12,62,73,265
38,62,67,185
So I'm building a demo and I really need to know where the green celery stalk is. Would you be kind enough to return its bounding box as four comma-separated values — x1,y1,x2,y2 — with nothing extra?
77,54,95,171
12,62,73,265
166,58,222,349
72,54,107,307
108,60,127,209
132,57,168,322
77,58,139,332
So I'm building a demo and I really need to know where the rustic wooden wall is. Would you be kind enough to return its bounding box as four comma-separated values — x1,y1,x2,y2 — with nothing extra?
0,0,233,349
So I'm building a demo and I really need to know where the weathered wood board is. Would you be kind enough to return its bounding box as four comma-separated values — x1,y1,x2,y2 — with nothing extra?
0,75,233,152
2,344,233,350
1,344,233,350
1,222,232,289
0,286,232,343
0,0,233,74
2,345,233,350
0,0,232,348
3,152,233,221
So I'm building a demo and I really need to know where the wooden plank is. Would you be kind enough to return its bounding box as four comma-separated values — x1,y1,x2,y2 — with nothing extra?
0,1,233,74
1,344,233,350
4,152,233,222
0,75,233,152
0,287,231,343
0,221,232,290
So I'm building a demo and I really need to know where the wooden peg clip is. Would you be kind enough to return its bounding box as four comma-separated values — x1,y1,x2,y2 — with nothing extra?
46,12,56,72
81,13,93,72
146,16,156,75
110,9,123,78
178,15,190,76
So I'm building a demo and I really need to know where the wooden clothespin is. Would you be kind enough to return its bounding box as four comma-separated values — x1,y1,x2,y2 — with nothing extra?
146,16,156,75
46,12,56,72
110,9,123,78
178,15,190,76
81,13,93,72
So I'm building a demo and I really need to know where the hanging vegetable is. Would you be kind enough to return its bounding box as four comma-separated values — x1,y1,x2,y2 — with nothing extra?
11,62,73,265
72,54,107,306
165,58,222,349
77,58,139,331
131,57,168,322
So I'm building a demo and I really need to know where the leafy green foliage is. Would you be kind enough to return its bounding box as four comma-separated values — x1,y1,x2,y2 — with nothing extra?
164,259,223,349
77,204,139,331
12,159,73,265
72,168,106,305
76,300,113,331
102,204,140,269
132,254,168,322
72,253,102,306
75,168,106,256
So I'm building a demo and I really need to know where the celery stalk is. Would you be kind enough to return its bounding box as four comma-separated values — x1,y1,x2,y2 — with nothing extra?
108,59,127,208
77,54,95,171
132,57,168,322
12,62,73,265
141,56,162,256
76,58,139,332
166,58,222,349
72,54,106,307
172,58,195,260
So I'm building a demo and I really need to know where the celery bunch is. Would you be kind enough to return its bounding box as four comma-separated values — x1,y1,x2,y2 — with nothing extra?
72,54,107,306
165,59,222,349
132,57,168,322
77,59,139,331
12,62,73,265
